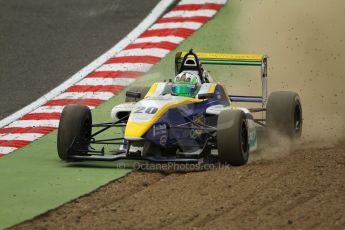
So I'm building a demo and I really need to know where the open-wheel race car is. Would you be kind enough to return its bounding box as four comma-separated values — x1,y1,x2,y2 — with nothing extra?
57,50,302,166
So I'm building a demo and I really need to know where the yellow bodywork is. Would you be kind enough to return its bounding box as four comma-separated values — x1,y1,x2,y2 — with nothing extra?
207,83,216,93
125,98,203,139
144,82,158,98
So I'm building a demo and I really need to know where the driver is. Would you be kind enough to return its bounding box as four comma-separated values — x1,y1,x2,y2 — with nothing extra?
171,72,201,98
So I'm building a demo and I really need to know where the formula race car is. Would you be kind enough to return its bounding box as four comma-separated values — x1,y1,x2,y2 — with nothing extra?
57,50,302,166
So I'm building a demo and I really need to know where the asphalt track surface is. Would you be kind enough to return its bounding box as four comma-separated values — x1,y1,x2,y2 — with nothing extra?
0,0,159,119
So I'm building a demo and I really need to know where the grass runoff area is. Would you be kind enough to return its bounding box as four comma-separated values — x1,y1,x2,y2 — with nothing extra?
0,1,256,228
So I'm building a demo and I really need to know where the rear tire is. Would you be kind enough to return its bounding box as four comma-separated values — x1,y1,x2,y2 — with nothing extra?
125,86,150,102
57,104,92,161
266,91,302,139
217,110,249,166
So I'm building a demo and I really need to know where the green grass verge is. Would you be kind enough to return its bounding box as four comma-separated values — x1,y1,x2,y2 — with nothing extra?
0,2,252,228
0,94,133,229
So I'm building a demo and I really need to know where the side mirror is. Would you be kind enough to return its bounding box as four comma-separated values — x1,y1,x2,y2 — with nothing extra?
198,93,214,100
126,91,141,100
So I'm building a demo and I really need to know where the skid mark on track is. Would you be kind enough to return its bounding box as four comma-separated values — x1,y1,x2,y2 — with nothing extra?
192,168,292,228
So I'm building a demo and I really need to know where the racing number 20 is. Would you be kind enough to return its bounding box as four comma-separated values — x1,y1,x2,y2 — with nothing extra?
133,106,158,114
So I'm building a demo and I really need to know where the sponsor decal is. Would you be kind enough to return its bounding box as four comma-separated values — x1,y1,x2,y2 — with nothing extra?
153,123,167,137
190,114,204,138
160,135,168,146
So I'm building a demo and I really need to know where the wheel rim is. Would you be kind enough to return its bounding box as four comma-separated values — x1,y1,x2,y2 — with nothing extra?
240,121,249,153
294,104,302,133
79,118,91,146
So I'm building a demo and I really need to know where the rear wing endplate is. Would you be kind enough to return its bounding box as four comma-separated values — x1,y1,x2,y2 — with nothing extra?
175,51,268,107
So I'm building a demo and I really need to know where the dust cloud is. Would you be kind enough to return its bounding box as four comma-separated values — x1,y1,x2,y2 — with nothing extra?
224,0,345,158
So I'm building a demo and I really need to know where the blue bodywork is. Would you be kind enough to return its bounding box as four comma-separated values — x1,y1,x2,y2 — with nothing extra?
142,85,230,149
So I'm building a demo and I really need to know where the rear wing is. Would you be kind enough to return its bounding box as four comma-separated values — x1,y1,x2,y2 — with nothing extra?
175,51,268,107
175,52,264,66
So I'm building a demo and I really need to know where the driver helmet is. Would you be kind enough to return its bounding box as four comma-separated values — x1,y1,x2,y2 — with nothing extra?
171,72,201,97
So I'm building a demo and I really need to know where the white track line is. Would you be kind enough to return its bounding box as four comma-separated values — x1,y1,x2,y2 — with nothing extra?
96,63,153,72
0,133,44,141
163,10,217,18
133,36,184,44
179,0,227,4
32,106,65,113
116,48,171,58
0,0,176,128
149,22,202,30
0,147,17,154
55,92,114,101
32,106,95,113
7,120,60,128
76,78,136,86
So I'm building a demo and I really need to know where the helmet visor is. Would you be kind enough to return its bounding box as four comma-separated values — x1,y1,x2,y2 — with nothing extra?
172,84,197,96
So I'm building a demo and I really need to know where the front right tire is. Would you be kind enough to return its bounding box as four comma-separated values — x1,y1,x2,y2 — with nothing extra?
217,110,249,166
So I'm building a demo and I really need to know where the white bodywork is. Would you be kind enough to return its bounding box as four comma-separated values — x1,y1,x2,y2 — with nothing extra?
111,102,136,121
127,94,186,123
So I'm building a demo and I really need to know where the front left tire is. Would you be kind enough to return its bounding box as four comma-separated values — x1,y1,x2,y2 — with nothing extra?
57,104,92,161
